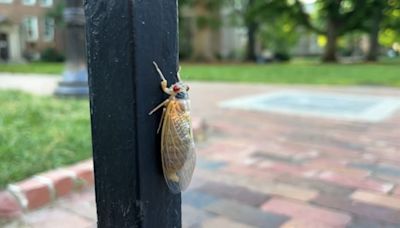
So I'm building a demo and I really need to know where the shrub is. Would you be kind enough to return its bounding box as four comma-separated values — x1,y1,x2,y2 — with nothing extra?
274,52,291,62
40,48,65,62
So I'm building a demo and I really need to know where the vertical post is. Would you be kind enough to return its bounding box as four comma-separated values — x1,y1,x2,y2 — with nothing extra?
84,0,180,227
55,0,88,97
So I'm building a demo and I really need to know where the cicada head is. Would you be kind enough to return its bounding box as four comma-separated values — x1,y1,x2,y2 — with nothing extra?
171,82,190,100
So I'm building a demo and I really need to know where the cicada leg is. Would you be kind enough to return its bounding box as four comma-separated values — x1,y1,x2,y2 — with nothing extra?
176,66,182,82
153,61,172,95
149,98,170,116
153,61,167,81
157,107,166,134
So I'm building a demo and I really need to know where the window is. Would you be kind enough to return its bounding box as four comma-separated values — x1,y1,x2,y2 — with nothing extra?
39,0,52,7
23,16,39,41
22,0,36,5
0,0,13,3
43,17,55,42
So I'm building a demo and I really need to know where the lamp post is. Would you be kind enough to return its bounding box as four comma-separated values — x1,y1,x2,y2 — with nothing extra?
55,0,88,97
86,0,181,226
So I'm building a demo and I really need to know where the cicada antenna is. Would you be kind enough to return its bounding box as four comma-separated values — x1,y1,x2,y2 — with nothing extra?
153,61,167,81
177,66,182,82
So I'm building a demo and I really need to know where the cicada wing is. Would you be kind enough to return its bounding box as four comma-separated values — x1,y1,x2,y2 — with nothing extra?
161,99,196,193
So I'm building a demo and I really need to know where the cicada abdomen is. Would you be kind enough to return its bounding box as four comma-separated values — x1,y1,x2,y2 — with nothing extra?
161,99,196,193
149,61,196,194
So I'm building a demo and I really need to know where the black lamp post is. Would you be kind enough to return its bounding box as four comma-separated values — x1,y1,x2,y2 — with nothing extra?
55,0,88,97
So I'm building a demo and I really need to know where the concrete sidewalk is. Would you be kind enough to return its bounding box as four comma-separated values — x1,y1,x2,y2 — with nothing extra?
0,73,58,95
2,75,400,227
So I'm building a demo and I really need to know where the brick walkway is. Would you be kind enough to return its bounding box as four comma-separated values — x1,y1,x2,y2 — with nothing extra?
2,79,400,227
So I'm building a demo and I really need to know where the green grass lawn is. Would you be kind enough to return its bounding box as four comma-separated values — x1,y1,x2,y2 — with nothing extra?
0,62,63,74
0,91,91,188
0,58,399,86
181,58,400,87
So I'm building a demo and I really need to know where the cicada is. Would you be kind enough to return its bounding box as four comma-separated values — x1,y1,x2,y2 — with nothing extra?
149,61,196,194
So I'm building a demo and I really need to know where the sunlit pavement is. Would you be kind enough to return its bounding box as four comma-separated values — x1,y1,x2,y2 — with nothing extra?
0,74,58,95
2,78,400,227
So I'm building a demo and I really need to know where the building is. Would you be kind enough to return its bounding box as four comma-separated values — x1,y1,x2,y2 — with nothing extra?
180,1,321,62
0,0,61,62
180,3,247,61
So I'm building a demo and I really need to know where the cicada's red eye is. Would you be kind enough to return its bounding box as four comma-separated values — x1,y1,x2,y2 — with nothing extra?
173,85,180,93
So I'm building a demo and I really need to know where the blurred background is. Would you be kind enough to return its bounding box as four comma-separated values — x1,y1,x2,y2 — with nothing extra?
1,0,400,227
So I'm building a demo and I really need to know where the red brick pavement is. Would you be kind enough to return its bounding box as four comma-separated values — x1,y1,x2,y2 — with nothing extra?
2,83,400,227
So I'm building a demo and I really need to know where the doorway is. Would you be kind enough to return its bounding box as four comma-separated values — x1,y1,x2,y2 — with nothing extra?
0,33,9,61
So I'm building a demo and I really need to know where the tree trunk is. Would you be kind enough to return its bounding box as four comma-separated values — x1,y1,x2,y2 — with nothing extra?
192,27,215,62
322,21,338,62
246,22,257,61
191,1,215,62
245,0,257,62
366,5,383,62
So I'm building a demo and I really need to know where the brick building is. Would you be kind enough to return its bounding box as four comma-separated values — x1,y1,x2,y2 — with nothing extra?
0,0,62,62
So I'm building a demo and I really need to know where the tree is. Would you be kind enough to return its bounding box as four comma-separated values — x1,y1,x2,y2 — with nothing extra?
365,0,400,61
245,0,299,61
258,15,300,61
222,0,260,61
295,0,370,62
46,1,65,26
179,0,224,61
253,0,369,62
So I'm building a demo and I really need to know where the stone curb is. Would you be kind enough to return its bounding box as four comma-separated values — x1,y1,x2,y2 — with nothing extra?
0,160,94,219
0,117,207,219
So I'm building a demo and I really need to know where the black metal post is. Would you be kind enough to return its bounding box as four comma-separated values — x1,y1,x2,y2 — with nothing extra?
55,0,88,97
85,0,181,227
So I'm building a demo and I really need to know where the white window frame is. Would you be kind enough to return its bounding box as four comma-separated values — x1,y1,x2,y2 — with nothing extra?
22,0,36,6
43,17,55,42
39,0,52,7
0,0,13,4
23,16,39,42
